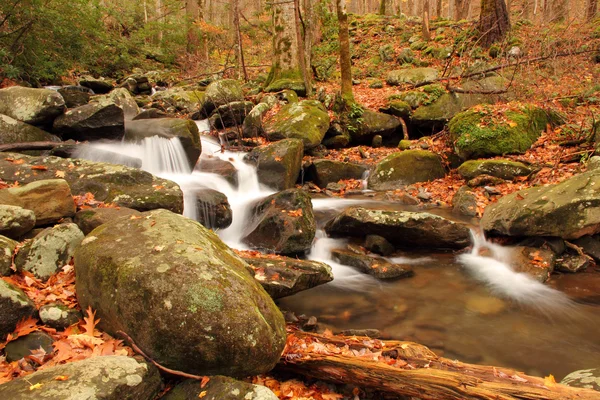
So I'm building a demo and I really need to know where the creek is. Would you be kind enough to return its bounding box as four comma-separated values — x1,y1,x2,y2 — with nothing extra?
74,122,600,380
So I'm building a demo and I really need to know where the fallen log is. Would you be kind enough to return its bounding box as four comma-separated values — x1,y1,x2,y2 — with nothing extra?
0,141,67,152
280,330,599,400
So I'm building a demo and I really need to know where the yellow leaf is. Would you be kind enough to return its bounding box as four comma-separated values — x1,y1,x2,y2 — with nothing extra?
55,375,69,381
544,374,556,386
198,391,207,398
29,383,43,390
55,170,66,178
507,121,517,128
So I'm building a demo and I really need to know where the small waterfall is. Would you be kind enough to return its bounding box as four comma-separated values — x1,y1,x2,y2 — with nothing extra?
457,230,575,311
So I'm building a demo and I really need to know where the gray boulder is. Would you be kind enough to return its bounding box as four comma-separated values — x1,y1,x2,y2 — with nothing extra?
203,79,244,115
5,331,54,362
307,159,367,188
264,100,330,149
15,223,84,280
0,235,17,275
0,279,37,339
209,101,254,129
243,189,316,255
386,68,438,86
0,205,35,238
245,139,304,190
163,376,278,400
0,114,61,144
8,179,75,226
348,109,401,144
367,150,445,191
196,157,238,187
452,186,478,217
75,209,286,377
53,102,124,141
75,207,142,235
79,76,115,93
325,207,471,250
0,355,162,400
39,302,81,329
242,102,271,138
195,188,233,229
152,87,205,114
58,87,91,108
96,87,140,120
561,368,600,392
0,86,65,125
457,159,533,181
331,248,413,280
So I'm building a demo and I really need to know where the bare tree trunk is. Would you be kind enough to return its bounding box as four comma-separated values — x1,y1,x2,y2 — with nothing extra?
478,0,510,47
336,0,354,104
232,0,247,80
548,0,568,21
423,0,431,39
156,0,163,44
455,0,470,19
448,0,454,18
588,0,598,19
379,0,388,14
436,0,443,17
294,0,312,95
186,0,200,54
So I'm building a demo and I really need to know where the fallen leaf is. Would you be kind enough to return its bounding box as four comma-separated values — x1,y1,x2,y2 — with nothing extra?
55,171,66,178
31,165,48,171
29,383,43,390
54,375,69,381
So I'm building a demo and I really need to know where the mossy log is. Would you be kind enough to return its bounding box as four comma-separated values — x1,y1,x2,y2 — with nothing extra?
281,331,599,400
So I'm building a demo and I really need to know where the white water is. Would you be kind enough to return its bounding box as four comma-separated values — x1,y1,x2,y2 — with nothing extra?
457,230,575,311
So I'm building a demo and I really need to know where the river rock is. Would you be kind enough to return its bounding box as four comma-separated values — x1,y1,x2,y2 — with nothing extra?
163,376,278,400
367,150,445,191
75,209,286,376
7,179,75,226
96,87,140,120
561,368,600,391
242,255,333,298
510,246,555,282
386,68,438,86
79,76,115,93
0,235,16,276
555,254,590,273
152,87,205,114
242,102,271,138
348,109,401,144
5,331,54,362
0,114,61,145
75,207,142,235
15,223,84,280
458,159,533,181
202,79,244,115
195,188,232,229
53,102,124,141
0,205,35,238
307,159,367,188
0,86,65,126
124,118,201,170
132,108,169,120
364,234,395,256
0,153,183,213
325,207,471,250
331,248,413,280
245,139,304,190
0,355,162,399
243,189,316,255
209,101,254,129
264,100,330,149
39,302,81,329
58,87,91,108
0,279,37,339
196,157,238,187
481,169,600,240
452,186,478,217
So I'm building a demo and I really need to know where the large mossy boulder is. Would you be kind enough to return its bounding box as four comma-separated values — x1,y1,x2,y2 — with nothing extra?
325,206,471,250
264,100,330,149
152,87,205,114
348,109,400,144
0,355,162,400
208,101,254,129
481,169,600,240
0,153,183,213
75,207,142,235
53,102,125,141
243,189,316,255
457,159,533,180
449,105,556,160
367,150,445,191
265,78,307,97
202,79,244,115
386,67,438,86
245,138,304,190
307,159,367,188
124,118,201,170
96,87,140,120
0,279,37,339
0,114,61,145
0,86,65,126
75,209,286,377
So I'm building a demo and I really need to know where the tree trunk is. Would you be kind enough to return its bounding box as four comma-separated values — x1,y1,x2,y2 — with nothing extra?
156,0,163,44
379,0,388,14
294,0,312,96
232,0,247,80
588,0,598,20
336,0,354,104
281,331,600,400
455,0,470,19
436,0,443,17
547,0,568,22
423,0,431,40
478,0,510,47
185,0,200,54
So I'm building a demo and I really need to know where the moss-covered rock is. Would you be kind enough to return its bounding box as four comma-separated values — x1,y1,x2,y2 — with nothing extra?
74,207,142,235
57,87,91,108
208,101,254,129
367,150,445,190
163,376,278,400
380,100,411,119
348,109,401,144
242,103,272,138
0,86,65,126
0,279,37,339
0,205,35,239
264,100,329,149
96,87,140,120
386,68,438,86
245,139,304,190
325,206,471,250
306,159,367,188
243,189,316,255
79,76,115,94
0,235,16,276
452,186,478,217
481,169,600,239
457,159,533,180
0,355,162,400
449,104,555,160
0,153,183,213
203,79,244,115
75,209,286,377
152,88,205,114
7,179,75,226
53,102,124,141
0,114,61,145
265,78,307,97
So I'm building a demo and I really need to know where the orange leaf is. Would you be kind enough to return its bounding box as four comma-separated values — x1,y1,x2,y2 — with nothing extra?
81,306,101,337
200,376,210,388
31,165,48,171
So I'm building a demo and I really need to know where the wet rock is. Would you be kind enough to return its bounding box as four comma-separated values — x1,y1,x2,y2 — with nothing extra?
458,159,533,181
75,209,286,376
202,79,244,115
5,331,54,362
7,179,75,226
555,254,590,273
0,279,37,339
245,139,304,190
517,237,566,255
195,188,232,229
74,207,142,235
364,234,395,256
0,153,183,213
573,236,600,262
467,174,506,187
306,159,367,188
79,76,115,93
132,108,169,120
348,109,400,144
465,295,506,315
561,368,600,391
0,235,16,276
0,355,162,399
152,87,205,114
209,101,254,129
0,86,65,126
340,328,381,338
0,114,61,145
0,205,36,239
367,150,445,191
326,207,471,250
57,87,91,108
481,170,600,240
332,248,413,279
386,68,438,86
15,223,84,280
242,255,333,299
511,246,555,282
196,157,238,187
242,102,271,138
39,302,81,329
264,100,330,149
96,87,140,120
452,186,478,217
53,102,124,141
124,118,201,170
243,189,316,255
163,376,278,400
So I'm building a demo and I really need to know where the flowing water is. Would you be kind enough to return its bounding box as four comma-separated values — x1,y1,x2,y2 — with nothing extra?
75,123,600,379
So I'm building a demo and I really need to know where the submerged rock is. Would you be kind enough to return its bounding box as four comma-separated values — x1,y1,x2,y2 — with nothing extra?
331,248,413,280
75,209,286,377
0,86,65,126
367,150,445,191
163,376,278,400
245,139,304,190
